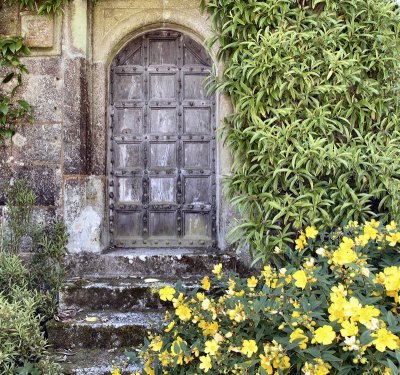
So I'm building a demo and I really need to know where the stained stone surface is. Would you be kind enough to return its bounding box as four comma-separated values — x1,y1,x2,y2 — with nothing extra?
21,13,54,48
0,2,19,36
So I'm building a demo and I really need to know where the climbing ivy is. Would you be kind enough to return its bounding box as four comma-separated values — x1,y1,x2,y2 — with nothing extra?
0,36,31,140
4,0,97,15
201,0,400,263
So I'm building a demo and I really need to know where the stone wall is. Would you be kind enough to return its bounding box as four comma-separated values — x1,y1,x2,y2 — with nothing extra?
0,0,236,253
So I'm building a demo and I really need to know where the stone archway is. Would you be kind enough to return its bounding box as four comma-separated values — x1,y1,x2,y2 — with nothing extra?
107,30,217,248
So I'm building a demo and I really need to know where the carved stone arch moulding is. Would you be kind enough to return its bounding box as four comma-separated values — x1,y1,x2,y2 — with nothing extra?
107,30,219,249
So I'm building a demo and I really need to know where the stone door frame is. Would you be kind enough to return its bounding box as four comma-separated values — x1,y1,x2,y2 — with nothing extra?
88,2,234,251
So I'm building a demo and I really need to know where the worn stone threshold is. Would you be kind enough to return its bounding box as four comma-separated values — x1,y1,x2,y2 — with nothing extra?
103,246,222,256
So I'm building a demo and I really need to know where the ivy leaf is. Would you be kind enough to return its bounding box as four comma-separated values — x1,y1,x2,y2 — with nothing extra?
2,72,14,83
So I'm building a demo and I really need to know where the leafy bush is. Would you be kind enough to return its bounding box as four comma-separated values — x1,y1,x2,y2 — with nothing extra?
0,259,62,374
0,181,66,373
1,180,68,319
130,220,400,375
201,0,400,262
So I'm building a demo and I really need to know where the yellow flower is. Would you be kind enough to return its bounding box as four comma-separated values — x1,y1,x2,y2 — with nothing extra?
371,328,399,352
295,233,307,250
358,305,380,327
293,270,308,289
290,328,308,349
340,320,358,337
332,248,357,266
201,276,211,290
364,224,378,240
144,359,155,375
386,232,400,246
241,339,258,358
175,305,192,321
165,321,174,332
111,368,122,375
369,219,380,228
305,226,318,239
355,234,369,247
386,220,398,231
199,354,212,373
149,336,163,352
212,263,222,275
247,275,258,289
204,340,219,356
383,266,400,292
159,286,176,301
314,325,336,345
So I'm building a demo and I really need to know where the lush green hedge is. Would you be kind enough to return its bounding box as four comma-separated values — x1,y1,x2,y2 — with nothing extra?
202,0,400,263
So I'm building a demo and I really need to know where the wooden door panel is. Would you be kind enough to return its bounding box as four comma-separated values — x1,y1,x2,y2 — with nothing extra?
183,107,211,134
115,143,142,170
183,142,210,169
149,177,176,203
183,212,211,239
109,31,216,248
149,39,178,65
183,176,211,205
116,177,142,203
149,74,176,100
150,108,177,134
183,73,210,100
114,107,143,135
149,211,177,237
149,142,177,169
114,74,144,101
115,211,142,238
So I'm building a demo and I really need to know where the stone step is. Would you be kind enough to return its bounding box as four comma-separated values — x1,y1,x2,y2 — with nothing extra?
64,248,246,278
54,348,141,375
47,310,164,349
60,276,199,312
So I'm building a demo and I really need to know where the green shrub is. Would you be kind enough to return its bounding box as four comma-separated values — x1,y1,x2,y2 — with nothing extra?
1,180,68,319
129,219,400,375
0,181,66,373
201,0,400,263
0,277,61,374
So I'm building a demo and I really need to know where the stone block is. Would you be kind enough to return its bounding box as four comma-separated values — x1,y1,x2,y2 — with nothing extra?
64,177,104,253
19,74,63,123
63,58,89,174
12,124,62,163
90,62,106,175
21,13,54,48
14,165,60,206
0,2,19,37
21,57,62,76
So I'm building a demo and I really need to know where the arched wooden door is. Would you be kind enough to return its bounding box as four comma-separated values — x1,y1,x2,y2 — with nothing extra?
108,30,217,248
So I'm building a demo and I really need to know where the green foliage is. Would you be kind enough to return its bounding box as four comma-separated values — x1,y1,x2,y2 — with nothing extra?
201,0,400,263
0,36,32,140
0,181,66,373
0,265,62,374
2,180,36,252
3,0,97,15
1,180,68,319
132,220,400,375
29,221,68,318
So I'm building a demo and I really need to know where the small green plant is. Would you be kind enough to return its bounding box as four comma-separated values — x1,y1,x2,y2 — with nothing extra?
0,36,32,140
2,180,36,252
201,0,400,264
0,256,62,374
4,0,97,15
1,180,68,319
128,219,400,375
